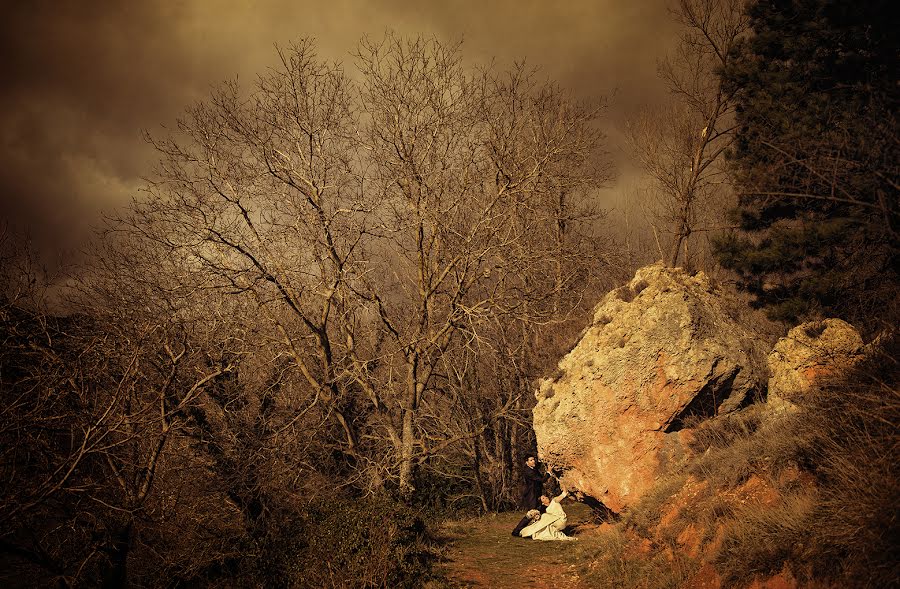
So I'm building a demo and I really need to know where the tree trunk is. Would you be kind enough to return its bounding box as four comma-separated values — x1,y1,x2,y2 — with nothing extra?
399,406,415,495
399,359,419,495
101,520,132,589
472,434,489,512
668,232,684,267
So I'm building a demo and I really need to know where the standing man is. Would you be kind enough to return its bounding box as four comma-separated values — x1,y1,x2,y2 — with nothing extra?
519,455,546,511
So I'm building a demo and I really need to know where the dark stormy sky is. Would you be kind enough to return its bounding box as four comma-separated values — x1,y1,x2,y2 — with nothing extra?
0,0,678,261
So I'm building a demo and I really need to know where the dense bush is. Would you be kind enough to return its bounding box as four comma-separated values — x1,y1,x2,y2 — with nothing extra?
253,494,439,588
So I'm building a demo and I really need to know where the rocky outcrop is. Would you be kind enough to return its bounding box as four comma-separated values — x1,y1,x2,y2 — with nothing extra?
767,318,864,411
532,264,769,512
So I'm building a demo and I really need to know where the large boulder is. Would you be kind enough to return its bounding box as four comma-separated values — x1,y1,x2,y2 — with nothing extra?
767,318,864,411
533,264,769,512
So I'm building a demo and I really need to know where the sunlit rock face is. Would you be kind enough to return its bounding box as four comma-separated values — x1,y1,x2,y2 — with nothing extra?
767,318,864,412
532,264,768,512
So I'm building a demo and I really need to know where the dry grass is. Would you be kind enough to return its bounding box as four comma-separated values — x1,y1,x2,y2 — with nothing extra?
622,473,688,536
685,404,765,451
581,527,698,589
798,336,900,587
617,410,815,587
714,492,816,587
685,403,815,489
618,335,899,587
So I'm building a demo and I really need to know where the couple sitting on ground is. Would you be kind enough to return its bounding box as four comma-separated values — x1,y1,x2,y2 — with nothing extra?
511,489,576,541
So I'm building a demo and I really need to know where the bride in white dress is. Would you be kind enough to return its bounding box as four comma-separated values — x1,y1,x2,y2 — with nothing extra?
518,489,576,541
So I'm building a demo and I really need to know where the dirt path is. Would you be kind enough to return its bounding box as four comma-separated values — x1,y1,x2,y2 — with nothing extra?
437,502,610,588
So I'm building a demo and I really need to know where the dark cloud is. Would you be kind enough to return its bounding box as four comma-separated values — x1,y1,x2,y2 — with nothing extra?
0,0,677,260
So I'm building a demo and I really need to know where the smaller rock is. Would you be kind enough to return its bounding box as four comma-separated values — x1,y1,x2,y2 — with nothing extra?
767,319,864,411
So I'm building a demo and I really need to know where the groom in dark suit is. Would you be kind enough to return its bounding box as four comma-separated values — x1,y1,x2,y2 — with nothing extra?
519,455,546,510
511,455,548,537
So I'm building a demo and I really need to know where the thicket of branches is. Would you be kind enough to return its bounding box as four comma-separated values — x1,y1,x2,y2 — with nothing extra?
626,0,750,271
0,35,620,587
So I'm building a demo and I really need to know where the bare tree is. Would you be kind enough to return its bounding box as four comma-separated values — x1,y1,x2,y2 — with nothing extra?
0,232,238,587
134,35,612,498
139,39,368,470
2,33,616,587
627,0,749,268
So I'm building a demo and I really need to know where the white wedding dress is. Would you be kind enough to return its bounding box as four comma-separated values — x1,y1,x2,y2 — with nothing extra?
518,499,574,541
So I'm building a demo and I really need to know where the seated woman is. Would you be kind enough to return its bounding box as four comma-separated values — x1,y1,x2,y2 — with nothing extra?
518,489,575,541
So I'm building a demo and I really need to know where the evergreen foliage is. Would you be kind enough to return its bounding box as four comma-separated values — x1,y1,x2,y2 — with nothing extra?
715,0,899,333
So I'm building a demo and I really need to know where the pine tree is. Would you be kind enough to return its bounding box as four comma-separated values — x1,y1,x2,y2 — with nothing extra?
715,0,898,334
